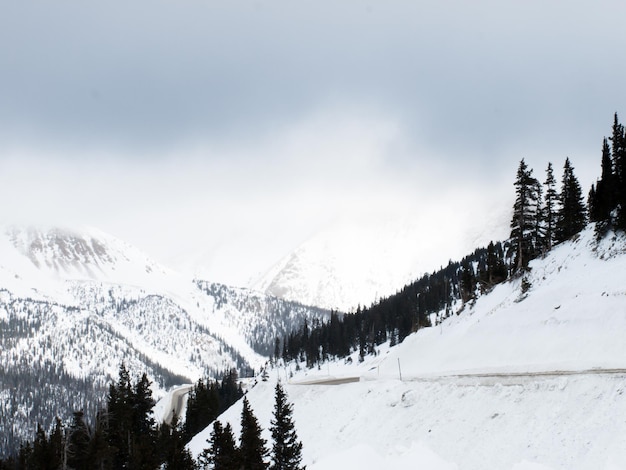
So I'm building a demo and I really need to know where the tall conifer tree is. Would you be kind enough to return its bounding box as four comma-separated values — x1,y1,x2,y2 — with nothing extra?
610,113,626,230
556,158,587,242
543,162,558,251
239,397,268,470
510,159,541,271
269,383,304,470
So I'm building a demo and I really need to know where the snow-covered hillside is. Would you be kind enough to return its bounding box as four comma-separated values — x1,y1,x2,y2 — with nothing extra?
189,228,626,469
0,226,330,456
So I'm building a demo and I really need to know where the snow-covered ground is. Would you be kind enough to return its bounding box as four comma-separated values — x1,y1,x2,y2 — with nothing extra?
188,228,626,469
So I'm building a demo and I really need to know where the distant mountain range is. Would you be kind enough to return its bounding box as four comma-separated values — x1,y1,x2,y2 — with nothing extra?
0,225,329,456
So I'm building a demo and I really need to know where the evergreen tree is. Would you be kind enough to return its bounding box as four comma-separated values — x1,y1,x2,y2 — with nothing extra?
199,421,239,470
67,411,91,470
459,261,476,304
31,424,52,470
510,159,541,271
107,363,133,470
88,411,114,470
49,417,65,470
269,383,304,470
130,373,159,470
556,158,587,242
161,413,196,470
480,241,507,289
239,397,268,470
543,162,558,251
610,113,626,230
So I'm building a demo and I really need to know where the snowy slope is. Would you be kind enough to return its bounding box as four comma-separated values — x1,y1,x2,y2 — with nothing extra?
189,228,626,470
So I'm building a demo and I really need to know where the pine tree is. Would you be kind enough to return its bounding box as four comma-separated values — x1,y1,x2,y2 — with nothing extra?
543,162,558,251
556,158,587,242
269,383,304,470
239,397,268,470
610,113,626,230
49,417,65,470
31,424,51,470
67,411,91,470
107,363,133,470
459,261,476,304
199,421,239,470
161,413,196,470
131,373,158,470
510,159,541,271
88,411,114,470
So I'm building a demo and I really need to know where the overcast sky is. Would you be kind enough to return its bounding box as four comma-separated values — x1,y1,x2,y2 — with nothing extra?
1,0,626,284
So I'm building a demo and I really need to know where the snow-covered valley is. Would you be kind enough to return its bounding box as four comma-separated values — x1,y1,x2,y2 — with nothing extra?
187,228,626,469
0,226,330,455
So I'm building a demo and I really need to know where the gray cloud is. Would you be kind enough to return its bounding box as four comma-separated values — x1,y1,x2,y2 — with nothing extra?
1,0,625,281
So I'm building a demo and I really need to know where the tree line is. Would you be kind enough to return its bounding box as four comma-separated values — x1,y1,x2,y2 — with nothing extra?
275,112,626,367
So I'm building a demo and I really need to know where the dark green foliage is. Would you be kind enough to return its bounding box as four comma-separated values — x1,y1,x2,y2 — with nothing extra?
270,383,304,470
543,162,558,251
0,363,199,470
510,159,542,271
184,369,244,441
480,241,507,290
556,158,587,243
29,422,62,470
239,397,269,470
610,114,626,230
277,243,511,366
161,413,197,470
199,421,239,470
67,411,91,470
459,261,476,304
88,411,114,470
590,138,615,226
589,114,626,235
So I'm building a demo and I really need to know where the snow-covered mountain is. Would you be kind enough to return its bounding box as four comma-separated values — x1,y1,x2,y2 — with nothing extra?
252,205,511,312
189,227,626,469
0,226,330,456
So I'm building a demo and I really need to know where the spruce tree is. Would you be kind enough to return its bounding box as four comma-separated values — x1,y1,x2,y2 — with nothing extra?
610,113,626,230
543,162,558,251
239,397,268,470
88,411,114,470
131,373,159,469
510,159,541,271
107,363,133,470
161,412,196,470
556,158,587,242
269,383,305,470
67,411,91,470
199,421,239,470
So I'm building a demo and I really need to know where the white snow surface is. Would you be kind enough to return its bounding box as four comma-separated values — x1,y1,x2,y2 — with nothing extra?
189,228,626,469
